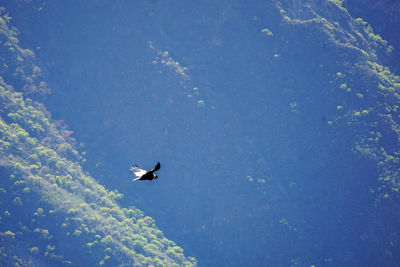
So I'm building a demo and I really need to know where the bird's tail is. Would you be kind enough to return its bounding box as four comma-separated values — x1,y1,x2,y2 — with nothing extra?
132,177,141,182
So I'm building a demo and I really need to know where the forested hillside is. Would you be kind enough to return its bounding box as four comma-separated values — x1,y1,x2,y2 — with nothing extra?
1,0,400,266
0,9,196,266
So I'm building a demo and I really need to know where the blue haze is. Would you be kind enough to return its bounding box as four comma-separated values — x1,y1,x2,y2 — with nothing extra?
2,0,399,266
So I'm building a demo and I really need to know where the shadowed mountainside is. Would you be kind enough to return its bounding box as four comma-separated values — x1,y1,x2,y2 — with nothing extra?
1,0,400,266
0,9,196,267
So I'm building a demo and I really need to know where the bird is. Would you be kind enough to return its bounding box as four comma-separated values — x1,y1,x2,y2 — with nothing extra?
130,162,161,181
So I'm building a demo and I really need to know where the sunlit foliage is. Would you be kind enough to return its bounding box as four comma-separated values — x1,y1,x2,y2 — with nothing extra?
276,0,400,202
0,10,196,267
148,41,207,109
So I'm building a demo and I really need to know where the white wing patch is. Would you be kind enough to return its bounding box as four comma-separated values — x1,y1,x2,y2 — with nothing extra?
130,166,147,177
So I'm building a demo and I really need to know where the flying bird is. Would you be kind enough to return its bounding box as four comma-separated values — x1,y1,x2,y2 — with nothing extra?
131,162,161,181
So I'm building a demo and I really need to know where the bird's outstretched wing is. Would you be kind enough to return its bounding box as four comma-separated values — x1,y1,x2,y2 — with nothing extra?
151,162,161,172
130,165,147,177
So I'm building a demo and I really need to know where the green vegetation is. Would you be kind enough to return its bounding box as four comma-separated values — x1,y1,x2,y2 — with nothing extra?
196,100,205,108
261,28,274,37
149,41,206,110
270,0,400,206
0,10,196,267
329,0,344,7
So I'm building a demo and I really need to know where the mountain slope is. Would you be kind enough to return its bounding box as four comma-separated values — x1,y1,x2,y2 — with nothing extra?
0,9,196,267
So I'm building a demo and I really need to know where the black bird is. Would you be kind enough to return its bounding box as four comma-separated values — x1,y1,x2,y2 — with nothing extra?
131,162,161,181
